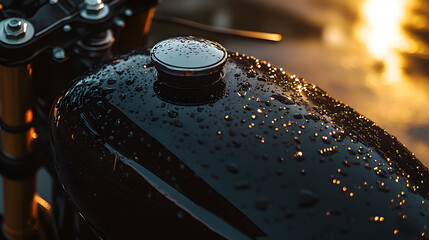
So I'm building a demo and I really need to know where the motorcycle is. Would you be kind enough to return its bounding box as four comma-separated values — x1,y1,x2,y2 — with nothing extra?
1,0,429,239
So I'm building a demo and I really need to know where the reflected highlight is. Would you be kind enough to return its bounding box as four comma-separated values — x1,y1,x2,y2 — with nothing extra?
359,0,408,83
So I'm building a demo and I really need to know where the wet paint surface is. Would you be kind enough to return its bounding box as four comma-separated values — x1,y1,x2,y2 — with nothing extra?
150,0,429,167
51,49,429,239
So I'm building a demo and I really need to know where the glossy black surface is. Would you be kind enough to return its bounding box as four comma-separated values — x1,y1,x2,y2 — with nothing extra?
51,46,429,239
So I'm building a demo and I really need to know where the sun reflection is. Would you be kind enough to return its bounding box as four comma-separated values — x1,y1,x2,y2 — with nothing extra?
352,0,429,166
358,0,408,83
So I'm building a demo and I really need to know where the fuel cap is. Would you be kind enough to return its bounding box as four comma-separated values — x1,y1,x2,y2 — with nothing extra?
150,36,228,78
151,36,227,105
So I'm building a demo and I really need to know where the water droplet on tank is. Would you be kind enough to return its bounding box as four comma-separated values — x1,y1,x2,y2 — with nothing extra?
234,180,250,190
170,120,183,128
119,93,127,100
271,94,294,105
322,136,331,144
135,85,143,92
299,189,319,208
376,180,390,192
107,79,116,85
304,114,320,121
374,168,388,178
226,162,239,174
168,110,178,118
295,151,304,161
254,197,270,211
126,78,135,85
293,113,303,119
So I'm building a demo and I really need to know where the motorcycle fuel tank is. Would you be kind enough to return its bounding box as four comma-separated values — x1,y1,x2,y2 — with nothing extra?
50,36,429,239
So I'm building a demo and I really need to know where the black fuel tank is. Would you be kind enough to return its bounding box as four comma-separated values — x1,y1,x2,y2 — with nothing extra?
50,36,429,239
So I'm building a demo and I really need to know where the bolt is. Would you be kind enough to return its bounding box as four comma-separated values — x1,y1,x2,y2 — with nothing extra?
7,19,22,30
80,0,109,20
63,24,72,32
52,47,66,60
85,0,105,15
114,18,125,28
4,18,27,40
124,8,133,17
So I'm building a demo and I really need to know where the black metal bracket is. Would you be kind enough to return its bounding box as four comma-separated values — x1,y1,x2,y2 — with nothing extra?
0,0,159,66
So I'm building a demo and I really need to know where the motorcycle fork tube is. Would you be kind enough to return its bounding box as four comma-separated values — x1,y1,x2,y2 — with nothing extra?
115,7,156,51
0,64,37,240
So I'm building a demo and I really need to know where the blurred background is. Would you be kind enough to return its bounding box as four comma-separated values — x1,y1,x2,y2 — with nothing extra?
147,0,429,166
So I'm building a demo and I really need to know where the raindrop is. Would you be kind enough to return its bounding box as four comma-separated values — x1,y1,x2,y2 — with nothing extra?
304,114,320,121
299,189,319,208
376,180,390,192
125,78,135,85
285,210,294,219
343,160,351,167
374,168,388,178
234,180,250,190
237,82,251,97
247,69,256,78
293,113,303,119
119,93,127,100
102,87,116,95
114,119,121,127
322,136,331,144
254,197,270,211
107,79,116,85
294,151,304,161
228,129,237,137
226,162,239,174
168,110,178,118
170,120,183,128
135,85,143,92
271,94,294,105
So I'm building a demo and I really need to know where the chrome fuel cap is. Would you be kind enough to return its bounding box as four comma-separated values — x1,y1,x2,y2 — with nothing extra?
150,36,228,77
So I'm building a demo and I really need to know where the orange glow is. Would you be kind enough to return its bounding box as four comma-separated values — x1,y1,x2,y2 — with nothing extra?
31,129,38,140
27,127,37,148
113,154,118,172
27,64,32,76
25,110,33,124
34,194,51,211
358,0,409,83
